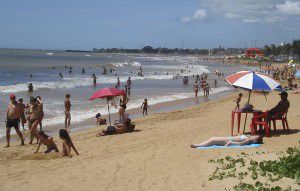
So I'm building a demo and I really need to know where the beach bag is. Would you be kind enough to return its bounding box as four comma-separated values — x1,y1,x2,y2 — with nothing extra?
241,104,254,112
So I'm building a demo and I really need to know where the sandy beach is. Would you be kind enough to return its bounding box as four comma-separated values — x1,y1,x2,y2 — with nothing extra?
1,89,299,191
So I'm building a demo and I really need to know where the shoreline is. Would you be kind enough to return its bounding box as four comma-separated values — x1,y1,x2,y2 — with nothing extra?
2,86,235,142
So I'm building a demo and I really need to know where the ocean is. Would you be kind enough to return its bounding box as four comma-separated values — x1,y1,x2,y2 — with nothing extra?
0,49,253,137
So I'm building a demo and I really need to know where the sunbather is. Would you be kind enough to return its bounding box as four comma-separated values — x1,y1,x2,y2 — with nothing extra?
191,135,263,148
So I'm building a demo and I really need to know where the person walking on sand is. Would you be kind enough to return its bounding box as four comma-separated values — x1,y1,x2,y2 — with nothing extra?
18,98,26,131
193,80,199,98
64,94,72,131
205,83,211,99
141,98,150,116
28,97,43,144
5,94,25,147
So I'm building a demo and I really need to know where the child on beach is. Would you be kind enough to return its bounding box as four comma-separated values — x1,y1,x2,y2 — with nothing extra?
141,98,150,116
34,131,59,153
59,129,79,157
233,93,243,109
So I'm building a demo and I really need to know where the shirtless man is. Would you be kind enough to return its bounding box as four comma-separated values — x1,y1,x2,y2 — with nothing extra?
64,94,72,131
6,94,25,147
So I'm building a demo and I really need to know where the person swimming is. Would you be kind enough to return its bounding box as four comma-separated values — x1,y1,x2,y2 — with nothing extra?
191,135,263,148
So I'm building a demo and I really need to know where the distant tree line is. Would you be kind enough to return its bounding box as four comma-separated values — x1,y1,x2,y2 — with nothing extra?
92,46,209,55
263,39,300,57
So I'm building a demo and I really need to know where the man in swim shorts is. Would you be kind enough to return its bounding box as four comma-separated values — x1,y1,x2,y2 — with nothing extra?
5,94,25,147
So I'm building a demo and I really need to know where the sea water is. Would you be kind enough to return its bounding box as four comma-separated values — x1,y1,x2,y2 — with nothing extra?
0,49,253,137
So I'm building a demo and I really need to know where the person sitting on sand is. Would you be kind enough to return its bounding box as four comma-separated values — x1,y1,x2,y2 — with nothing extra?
233,93,243,109
191,135,263,148
95,113,106,126
59,129,79,157
96,114,134,136
35,131,59,154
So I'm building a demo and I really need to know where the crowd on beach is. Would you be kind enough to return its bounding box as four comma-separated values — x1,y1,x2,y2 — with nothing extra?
4,59,299,159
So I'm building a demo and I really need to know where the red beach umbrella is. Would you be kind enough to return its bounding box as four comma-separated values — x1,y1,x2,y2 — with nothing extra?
89,87,125,127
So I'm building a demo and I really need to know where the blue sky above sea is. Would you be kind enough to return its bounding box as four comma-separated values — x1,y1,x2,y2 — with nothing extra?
1,0,300,50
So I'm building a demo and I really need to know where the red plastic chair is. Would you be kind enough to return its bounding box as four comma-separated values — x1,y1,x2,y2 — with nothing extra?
250,112,271,137
269,112,289,131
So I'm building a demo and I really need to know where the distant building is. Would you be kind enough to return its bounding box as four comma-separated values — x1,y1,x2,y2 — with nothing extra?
245,48,264,58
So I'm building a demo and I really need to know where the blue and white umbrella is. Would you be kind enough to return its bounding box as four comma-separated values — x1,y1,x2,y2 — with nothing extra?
226,71,282,92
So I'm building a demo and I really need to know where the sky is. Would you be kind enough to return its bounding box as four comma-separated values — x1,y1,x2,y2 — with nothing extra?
0,0,300,50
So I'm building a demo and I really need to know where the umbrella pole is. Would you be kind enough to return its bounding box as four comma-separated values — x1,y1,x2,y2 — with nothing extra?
107,98,112,127
243,91,252,134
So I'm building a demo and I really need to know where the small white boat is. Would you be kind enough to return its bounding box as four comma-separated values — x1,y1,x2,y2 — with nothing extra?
46,52,54,55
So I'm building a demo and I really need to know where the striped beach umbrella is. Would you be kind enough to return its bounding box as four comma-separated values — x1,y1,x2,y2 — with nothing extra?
226,71,281,92
226,71,282,133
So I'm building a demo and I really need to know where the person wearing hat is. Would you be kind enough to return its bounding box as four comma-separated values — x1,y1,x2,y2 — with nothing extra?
5,94,25,147
268,91,290,120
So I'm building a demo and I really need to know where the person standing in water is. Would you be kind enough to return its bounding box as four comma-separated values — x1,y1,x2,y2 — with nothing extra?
5,94,25,147
28,83,34,92
116,77,120,88
82,67,85,75
64,94,72,132
141,98,150,116
127,77,132,96
92,73,97,87
193,80,199,98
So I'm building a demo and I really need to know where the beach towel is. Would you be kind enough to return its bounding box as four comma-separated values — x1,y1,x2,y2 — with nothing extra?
196,144,261,150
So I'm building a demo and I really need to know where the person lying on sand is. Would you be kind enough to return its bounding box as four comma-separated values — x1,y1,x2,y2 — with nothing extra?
96,114,134,136
35,131,59,154
191,135,263,148
59,129,79,157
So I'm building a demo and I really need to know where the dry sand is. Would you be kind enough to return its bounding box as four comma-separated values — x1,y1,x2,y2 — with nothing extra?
0,91,299,191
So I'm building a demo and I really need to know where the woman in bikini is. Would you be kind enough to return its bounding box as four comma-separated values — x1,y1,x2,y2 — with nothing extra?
191,135,263,148
59,129,79,157
119,95,129,120
28,98,43,144
34,131,59,153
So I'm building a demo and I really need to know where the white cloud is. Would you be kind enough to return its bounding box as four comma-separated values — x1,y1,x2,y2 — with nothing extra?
201,0,299,23
276,1,300,15
181,9,207,22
